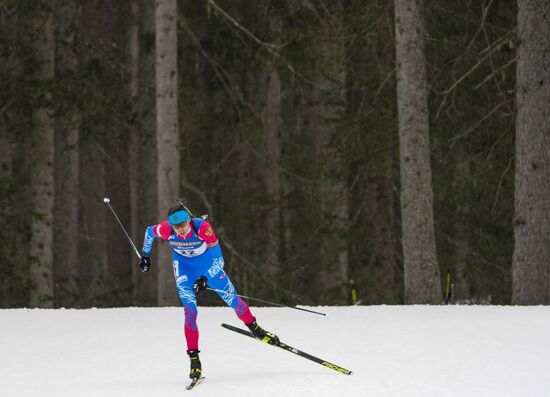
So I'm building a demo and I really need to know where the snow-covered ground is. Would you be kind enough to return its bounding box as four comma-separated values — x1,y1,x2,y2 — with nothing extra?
2,305,550,396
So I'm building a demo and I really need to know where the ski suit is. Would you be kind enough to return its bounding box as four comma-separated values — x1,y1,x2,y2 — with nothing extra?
142,218,255,350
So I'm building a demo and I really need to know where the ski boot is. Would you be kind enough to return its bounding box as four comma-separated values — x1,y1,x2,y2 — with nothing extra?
187,349,202,380
245,319,280,345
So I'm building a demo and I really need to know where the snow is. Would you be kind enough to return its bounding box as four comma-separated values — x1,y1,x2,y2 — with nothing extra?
2,305,550,396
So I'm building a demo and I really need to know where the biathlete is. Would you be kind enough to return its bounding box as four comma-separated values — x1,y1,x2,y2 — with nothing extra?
140,202,279,380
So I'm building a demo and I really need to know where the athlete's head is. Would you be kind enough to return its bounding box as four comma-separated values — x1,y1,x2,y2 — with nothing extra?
168,205,191,234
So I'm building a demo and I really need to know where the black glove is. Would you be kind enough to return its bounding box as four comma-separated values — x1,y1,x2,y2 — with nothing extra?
193,276,208,293
139,256,151,272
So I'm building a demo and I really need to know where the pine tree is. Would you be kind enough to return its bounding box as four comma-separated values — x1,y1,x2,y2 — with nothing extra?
512,0,550,304
29,8,55,308
394,0,442,304
156,0,180,306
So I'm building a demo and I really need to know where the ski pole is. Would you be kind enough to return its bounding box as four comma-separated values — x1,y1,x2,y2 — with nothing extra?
103,197,142,259
206,287,326,316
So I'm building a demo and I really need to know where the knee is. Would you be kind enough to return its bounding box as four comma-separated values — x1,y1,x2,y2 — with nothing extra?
216,278,238,307
233,297,248,313
178,285,196,306
183,304,198,327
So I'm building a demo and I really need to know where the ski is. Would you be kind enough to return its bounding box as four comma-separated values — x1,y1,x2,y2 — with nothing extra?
186,376,205,390
221,323,352,375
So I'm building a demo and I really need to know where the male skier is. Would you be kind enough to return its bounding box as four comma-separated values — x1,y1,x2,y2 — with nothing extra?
140,202,279,381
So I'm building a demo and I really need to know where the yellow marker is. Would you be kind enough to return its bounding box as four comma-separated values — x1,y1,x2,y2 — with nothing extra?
350,279,357,305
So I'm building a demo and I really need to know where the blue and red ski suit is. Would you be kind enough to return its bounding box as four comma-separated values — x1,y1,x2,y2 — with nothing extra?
142,217,255,351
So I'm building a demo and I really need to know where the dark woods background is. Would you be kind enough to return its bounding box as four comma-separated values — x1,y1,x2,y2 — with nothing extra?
0,0,536,308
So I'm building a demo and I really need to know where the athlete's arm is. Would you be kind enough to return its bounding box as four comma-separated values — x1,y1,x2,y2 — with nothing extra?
142,220,172,257
197,221,219,248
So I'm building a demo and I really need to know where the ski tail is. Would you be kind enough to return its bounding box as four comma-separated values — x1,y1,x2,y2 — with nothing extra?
186,376,205,390
221,323,352,375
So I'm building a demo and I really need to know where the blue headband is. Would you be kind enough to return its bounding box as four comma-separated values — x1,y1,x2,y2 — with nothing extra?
168,209,191,225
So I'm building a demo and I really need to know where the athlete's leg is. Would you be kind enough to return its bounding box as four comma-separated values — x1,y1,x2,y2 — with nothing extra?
200,256,278,344
208,270,279,344
206,270,255,324
173,259,200,351
182,300,199,351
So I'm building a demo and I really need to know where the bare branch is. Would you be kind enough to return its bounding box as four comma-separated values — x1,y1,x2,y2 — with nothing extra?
491,158,513,219
179,17,256,117
0,97,14,118
435,30,513,118
473,57,516,90
449,98,513,144
207,0,313,84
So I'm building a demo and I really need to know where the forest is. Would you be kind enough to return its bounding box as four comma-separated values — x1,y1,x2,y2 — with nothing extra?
1,0,549,309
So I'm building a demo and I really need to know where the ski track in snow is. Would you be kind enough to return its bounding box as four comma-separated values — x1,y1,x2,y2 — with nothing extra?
2,305,550,397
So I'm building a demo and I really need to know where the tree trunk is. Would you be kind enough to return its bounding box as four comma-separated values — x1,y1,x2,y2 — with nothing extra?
239,4,283,279
311,18,350,303
78,137,108,305
512,0,550,305
394,0,442,304
0,136,10,180
29,11,55,308
0,9,14,182
156,0,179,306
1,8,32,307
257,59,282,276
137,0,158,304
345,1,402,304
452,160,471,302
127,0,141,302
362,146,401,304
0,73,14,305
54,0,81,307
103,2,132,288
75,0,110,306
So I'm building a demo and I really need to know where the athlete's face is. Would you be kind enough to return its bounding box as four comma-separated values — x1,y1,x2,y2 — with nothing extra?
173,220,190,235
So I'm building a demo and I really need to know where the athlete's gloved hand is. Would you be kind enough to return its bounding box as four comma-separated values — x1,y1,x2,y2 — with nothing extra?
139,256,151,272
193,276,208,293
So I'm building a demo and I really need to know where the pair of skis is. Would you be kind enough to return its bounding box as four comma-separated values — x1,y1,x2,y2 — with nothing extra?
186,323,352,390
